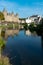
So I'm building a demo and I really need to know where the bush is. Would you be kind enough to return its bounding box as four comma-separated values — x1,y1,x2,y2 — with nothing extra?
7,23,13,29
24,23,28,30
28,22,35,32
0,37,5,48
0,12,5,20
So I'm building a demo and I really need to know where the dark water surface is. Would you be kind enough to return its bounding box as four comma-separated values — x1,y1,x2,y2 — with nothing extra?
2,30,43,65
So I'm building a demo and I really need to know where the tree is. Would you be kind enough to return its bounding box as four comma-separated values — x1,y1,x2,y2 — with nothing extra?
0,12,5,20
36,18,43,35
40,18,43,26
28,22,35,32
24,23,28,30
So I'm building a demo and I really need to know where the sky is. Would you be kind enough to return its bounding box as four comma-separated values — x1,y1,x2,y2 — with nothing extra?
0,0,43,18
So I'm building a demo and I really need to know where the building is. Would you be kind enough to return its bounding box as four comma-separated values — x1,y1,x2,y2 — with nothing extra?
19,18,26,24
29,15,42,24
26,15,42,25
26,17,31,23
2,8,19,23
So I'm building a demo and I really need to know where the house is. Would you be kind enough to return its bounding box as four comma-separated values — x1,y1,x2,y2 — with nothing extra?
26,15,42,25
26,17,31,24
29,15,42,24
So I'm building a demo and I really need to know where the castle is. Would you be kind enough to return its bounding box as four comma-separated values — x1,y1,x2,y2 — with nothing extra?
2,8,19,23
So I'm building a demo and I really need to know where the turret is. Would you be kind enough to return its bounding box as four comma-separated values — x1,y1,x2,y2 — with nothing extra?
11,11,14,16
3,8,7,15
16,13,19,18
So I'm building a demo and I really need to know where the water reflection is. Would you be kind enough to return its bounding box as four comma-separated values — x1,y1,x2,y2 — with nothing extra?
0,36,11,65
0,29,43,65
0,55,11,65
1,29,19,40
41,36,43,49
25,30,37,37
25,30,31,36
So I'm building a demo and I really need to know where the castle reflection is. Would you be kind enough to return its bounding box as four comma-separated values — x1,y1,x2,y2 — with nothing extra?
1,29,19,40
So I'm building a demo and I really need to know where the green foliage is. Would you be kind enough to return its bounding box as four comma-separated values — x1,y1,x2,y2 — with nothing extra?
36,18,43,35
0,12,5,20
29,22,34,28
28,22,35,32
37,18,43,30
15,24,19,29
1,30,5,37
14,23,19,29
0,37,5,47
7,23,13,29
1,25,6,29
24,23,28,30
40,18,43,26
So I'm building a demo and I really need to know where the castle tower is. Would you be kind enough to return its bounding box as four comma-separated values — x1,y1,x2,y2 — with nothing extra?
2,8,8,21
3,8,7,16
11,11,14,16
16,13,19,18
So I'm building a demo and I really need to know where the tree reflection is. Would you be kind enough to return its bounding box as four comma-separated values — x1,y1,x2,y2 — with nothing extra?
41,35,43,49
0,35,11,65
0,36,5,57
1,29,19,40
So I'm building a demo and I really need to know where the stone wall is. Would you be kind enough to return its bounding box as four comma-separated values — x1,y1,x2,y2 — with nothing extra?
2,9,19,23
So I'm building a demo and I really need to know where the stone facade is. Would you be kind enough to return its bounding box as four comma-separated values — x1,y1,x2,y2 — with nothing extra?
2,8,19,23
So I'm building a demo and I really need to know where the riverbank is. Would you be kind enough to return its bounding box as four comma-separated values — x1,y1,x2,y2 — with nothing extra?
0,55,11,65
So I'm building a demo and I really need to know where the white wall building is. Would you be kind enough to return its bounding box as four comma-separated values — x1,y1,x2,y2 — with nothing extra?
26,18,32,24
26,15,42,25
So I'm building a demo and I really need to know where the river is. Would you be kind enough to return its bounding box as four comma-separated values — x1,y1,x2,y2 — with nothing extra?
1,29,43,65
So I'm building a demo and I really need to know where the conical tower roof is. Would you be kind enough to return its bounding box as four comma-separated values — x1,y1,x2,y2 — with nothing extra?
3,8,7,12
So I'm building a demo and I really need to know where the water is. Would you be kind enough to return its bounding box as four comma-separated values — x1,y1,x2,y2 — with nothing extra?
2,30,43,65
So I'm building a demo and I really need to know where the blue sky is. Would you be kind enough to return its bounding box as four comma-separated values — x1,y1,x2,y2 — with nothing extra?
0,0,43,18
